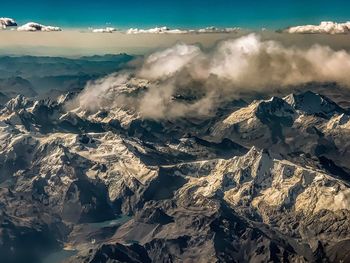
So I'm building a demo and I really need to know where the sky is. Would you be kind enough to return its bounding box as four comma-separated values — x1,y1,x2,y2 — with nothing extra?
2,0,350,29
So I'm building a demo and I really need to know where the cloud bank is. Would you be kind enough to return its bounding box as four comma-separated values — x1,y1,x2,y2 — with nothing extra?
126,26,188,34
126,26,240,34
17,22,62,32
196,26,240,33
4,22,239,34
75,33,350,119
285,21,350,34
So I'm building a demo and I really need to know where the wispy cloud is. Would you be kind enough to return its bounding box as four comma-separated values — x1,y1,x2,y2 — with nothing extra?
74,33,350,119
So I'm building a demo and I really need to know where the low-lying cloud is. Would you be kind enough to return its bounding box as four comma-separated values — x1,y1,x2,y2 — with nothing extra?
17,22,62,32
0,17,17,29
75,33,350,119
92,27,117,33
126,26,187,34
125,26,240,34
285,21,350,34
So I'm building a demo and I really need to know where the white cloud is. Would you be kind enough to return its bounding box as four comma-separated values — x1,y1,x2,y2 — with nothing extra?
125,26,240,34
139,43,202,79
0,17,17,29
196,26,240,33
92,27,117,33
285,21,350,34
126,26,188,34
17,22,62,32
75,33,350,119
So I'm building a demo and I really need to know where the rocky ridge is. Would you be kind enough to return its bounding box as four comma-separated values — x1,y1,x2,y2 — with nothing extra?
0,88,350,262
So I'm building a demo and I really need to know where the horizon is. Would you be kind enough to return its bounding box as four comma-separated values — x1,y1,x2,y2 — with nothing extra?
2,0,350,30
3,31,350,57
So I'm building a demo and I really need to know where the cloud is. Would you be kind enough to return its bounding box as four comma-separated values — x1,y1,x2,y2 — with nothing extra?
17,22,62,32
0,17,17,29
75,73,131,112
74,33,350,119
196,26,240,33
138,43,202,79
284,21,350,34
92,27,117,33
125,26,240,34
126,26,188,34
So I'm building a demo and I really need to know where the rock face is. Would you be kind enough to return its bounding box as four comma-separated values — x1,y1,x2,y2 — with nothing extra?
0,87,350,263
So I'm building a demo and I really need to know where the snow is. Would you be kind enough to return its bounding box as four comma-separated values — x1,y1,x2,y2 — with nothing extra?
171,145,350,218
296,182,350,214
326,114,350,130
1,88,350,224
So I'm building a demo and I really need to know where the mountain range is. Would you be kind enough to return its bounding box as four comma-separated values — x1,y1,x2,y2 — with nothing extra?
0,54,134,102
1,67,350,262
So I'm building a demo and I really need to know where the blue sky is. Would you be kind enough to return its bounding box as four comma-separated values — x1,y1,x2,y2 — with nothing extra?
2,0,350,29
